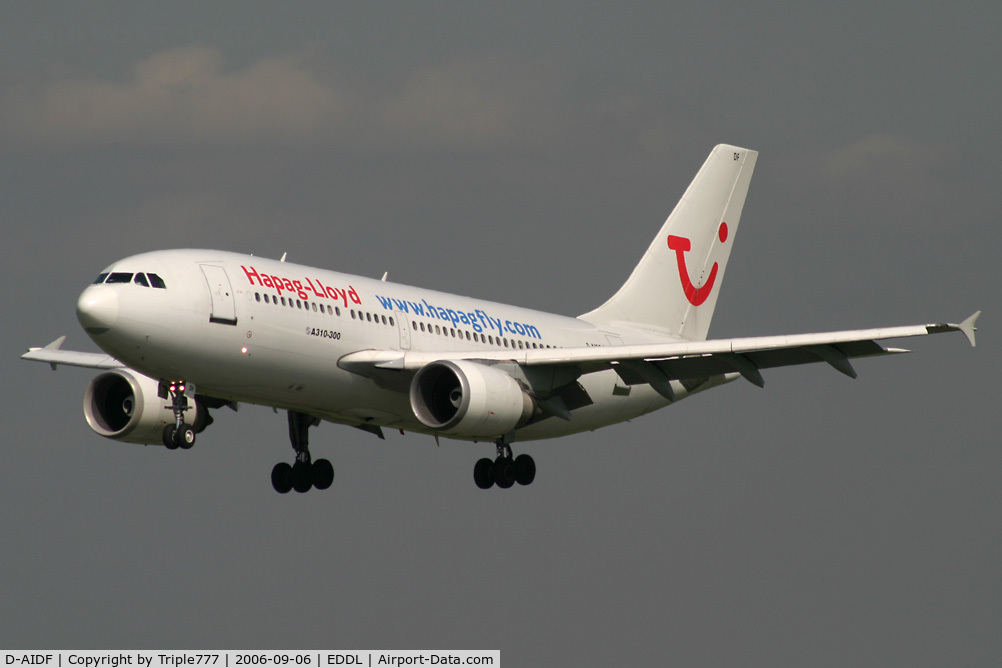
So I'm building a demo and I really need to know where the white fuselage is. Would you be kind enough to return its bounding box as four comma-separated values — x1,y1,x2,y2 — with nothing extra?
79,249,730,442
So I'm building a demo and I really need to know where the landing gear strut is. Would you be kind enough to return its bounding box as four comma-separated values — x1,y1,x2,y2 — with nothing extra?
271,410,334,494
474,438,535,490
161,380,196,450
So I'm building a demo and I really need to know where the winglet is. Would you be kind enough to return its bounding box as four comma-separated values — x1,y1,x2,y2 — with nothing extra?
45,335,68,351
927,311,980,347
958,311,980,347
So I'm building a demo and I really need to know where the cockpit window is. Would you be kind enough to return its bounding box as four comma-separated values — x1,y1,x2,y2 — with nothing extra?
133,273,150,287
147,273,167,289
93,273,109,284
105,272,134,284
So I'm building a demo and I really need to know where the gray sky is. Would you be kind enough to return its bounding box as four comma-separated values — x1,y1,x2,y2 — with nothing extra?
2,2,999,665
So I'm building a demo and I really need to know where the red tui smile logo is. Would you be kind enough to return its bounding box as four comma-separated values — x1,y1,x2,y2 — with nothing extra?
667,222,728,306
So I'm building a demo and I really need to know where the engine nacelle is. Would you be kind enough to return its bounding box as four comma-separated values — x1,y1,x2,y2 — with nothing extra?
409,360,534,438
83,370,203,445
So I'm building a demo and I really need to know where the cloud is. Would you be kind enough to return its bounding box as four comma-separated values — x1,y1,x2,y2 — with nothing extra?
1,45,672,154
822,134,941,180
0,46,348,148
379,62,536,148
1,46,549,150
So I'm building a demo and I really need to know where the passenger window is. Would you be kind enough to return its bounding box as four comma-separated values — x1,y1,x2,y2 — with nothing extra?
281,297,287,306
106,272,133,284
255,293,261,302
133,273,150,287
366,313,372,322
147,273,167,289
465,331,470,341
389,317,394,326
93,273,109,284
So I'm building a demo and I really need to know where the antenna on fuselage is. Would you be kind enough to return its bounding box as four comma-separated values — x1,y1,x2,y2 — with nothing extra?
381,272,388,281
280,253,287,262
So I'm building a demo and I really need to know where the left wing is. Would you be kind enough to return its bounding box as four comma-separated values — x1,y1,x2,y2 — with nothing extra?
340,312,980,396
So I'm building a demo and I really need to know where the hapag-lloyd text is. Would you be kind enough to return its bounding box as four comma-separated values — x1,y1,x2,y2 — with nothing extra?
241,265,361,308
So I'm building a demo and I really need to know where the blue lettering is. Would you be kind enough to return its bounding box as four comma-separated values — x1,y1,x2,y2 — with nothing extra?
372,297,542,340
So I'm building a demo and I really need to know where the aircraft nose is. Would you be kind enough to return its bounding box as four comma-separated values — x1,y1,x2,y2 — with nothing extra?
77,285,119,333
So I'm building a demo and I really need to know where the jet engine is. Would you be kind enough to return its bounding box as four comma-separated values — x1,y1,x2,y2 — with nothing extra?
409,360,534,438
83,370,204,444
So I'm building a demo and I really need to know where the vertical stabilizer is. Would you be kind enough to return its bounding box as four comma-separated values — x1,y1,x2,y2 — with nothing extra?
579,144,757,341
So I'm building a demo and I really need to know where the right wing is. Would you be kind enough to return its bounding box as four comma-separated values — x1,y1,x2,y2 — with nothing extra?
21,336,124,371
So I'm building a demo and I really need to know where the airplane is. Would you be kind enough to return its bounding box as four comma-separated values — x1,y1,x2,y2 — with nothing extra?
22,144,980,493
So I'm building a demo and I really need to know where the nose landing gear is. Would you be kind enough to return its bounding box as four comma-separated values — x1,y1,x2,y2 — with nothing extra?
161,380,196,450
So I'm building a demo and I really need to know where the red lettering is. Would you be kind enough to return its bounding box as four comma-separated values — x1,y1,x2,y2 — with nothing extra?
305,277,326,299
241,265,261,286
239,265,361,306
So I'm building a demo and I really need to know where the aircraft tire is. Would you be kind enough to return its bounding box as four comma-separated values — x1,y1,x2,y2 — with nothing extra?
162,425,179,450
312,458,334,490
291,461,313,493
493,456,516,489
271,463,293,494
474,458,494,489
178,424,196,449
514,454,536,486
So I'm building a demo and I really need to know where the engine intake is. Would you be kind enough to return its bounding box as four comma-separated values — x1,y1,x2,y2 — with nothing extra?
83,370,203,444
410,360,534,438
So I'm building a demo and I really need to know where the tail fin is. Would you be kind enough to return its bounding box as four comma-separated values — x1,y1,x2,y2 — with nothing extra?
579,144,757,341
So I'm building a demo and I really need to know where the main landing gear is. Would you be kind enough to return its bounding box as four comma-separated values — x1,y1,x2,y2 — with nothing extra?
271,410,335,494
474,439,536,490
162,380,196,450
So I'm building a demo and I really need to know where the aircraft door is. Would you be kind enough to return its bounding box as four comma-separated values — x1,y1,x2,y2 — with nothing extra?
200,264,238,326
395,311,411,350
